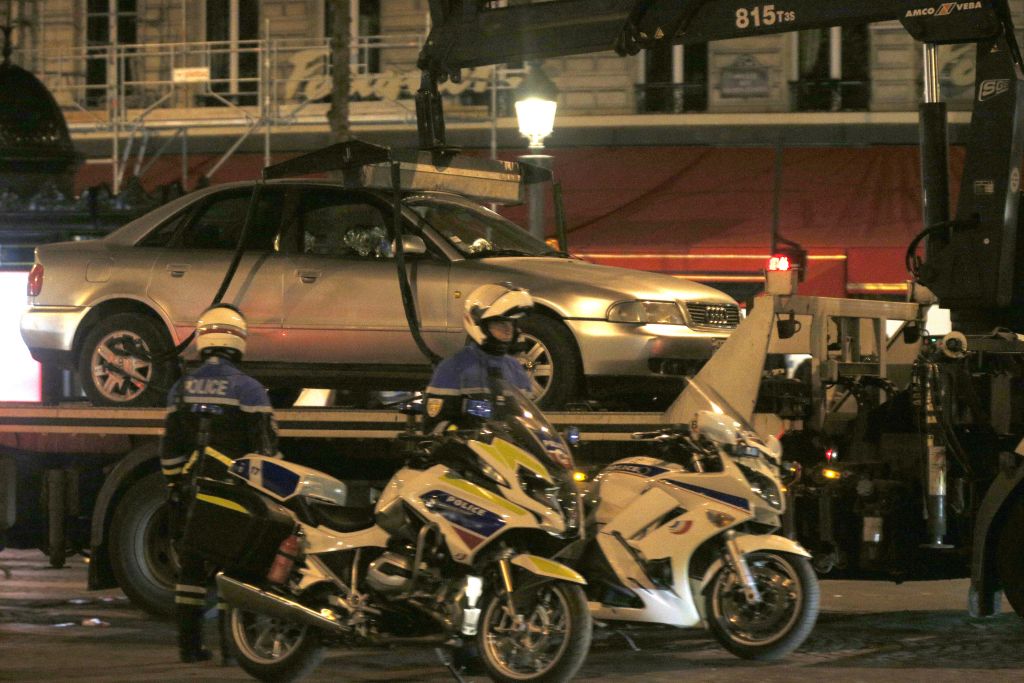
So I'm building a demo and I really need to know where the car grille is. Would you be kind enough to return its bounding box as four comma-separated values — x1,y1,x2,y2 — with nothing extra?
684,302,741,330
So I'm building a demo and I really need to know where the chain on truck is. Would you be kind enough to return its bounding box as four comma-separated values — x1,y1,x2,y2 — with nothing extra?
6,0,1024,622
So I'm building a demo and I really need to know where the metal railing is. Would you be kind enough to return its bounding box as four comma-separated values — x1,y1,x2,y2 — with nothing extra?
13,34,523,193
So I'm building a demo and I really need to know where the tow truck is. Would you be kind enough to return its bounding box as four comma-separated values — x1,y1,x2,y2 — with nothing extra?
6,0,1024,623
413,0,1024,618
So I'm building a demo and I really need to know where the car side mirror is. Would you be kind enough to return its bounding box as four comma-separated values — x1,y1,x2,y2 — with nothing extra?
392,235,426,256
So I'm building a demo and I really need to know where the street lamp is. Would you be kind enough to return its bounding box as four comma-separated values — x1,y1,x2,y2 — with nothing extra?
514,63,558,241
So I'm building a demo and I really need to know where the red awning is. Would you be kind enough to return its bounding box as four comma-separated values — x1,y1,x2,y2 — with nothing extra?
499,145,966,297
73,144,964,298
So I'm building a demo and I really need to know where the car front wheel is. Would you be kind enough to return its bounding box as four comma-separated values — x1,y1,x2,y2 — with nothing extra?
78,313,177,407
515,315,581,409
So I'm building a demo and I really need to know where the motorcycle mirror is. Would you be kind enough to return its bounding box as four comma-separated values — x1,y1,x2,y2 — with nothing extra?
694,410,739,447
564,425,581,446
776,311,801,340
902,321,921,344
464,398,494,419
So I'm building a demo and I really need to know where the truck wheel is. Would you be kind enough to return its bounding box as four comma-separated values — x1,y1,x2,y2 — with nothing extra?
108,472,176,617
996,498,1024,617
515,315,581,409
78,313,177,407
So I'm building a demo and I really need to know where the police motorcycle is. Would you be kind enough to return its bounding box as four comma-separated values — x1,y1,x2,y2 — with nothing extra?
184,376,591,683
578,377,818,660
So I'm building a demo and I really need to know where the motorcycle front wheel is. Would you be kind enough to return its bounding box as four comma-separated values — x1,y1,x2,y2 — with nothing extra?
479,580,592,682
228,608,325,682
705,550,819,660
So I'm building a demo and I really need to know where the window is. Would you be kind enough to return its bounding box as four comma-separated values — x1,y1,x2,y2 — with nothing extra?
408,199,555,258
325,0,382,74
138,209,193,248
292,191,391,259
640,42,707,113
206,0,259,104
176,189,283,251
793,26,869,111
85,0,137,107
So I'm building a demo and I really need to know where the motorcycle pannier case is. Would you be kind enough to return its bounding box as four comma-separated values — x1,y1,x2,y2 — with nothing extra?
180,478,295,578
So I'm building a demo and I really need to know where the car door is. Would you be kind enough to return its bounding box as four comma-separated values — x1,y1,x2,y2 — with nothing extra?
280,188,450,365
146,186,291,361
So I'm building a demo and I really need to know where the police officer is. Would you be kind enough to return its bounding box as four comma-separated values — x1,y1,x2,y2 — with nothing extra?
160,303,277,664
424,282,534,431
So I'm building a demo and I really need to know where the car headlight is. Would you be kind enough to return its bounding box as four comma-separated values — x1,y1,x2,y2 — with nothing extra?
736,462,783,510
607,301,685,325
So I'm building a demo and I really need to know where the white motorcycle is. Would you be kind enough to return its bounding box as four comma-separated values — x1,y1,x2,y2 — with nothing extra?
577,377,818,660
183,378,592,682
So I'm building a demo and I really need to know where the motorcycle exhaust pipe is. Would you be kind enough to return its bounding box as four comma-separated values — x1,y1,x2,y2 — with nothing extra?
216,573,348,635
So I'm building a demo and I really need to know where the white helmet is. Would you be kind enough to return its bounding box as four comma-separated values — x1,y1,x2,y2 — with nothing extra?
464,283,533,354
196,304,248,359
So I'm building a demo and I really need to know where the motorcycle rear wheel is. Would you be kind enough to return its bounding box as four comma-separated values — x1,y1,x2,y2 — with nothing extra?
228,607,325,682
705,550,819,660
478,580,592,683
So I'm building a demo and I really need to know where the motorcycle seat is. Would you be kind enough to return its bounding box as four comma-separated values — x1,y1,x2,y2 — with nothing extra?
307,500,376,532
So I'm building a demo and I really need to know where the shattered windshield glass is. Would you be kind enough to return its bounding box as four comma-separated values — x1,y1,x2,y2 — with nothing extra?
406,198,563,258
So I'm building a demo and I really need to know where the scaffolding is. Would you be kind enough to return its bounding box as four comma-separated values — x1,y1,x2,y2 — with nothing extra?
15,33,523,194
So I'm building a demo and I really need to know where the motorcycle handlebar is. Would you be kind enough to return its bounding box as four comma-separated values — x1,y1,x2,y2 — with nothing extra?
631,425,690,441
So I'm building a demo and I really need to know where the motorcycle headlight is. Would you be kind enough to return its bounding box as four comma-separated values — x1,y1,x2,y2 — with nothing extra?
736,462,783,510
607,301,685,325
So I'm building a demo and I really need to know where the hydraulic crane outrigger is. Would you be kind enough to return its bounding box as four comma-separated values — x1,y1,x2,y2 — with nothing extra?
414,1,1024,619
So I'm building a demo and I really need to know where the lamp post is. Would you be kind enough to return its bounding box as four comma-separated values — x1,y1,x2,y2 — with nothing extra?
514,63,558,242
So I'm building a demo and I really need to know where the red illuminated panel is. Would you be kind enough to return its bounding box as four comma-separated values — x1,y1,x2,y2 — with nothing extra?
0,271,41,402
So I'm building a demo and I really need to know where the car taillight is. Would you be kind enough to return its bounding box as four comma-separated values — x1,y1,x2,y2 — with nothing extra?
27,263,43,297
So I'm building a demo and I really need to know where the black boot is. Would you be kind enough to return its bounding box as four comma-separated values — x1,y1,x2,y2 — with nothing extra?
218,608,237,667
177,605,212,663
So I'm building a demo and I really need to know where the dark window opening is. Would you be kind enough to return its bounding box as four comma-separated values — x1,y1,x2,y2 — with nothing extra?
639,42,707,113
793,25,870,111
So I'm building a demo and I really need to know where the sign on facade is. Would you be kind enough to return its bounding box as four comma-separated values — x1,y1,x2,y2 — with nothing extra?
172,67,211,84
720,55,770,98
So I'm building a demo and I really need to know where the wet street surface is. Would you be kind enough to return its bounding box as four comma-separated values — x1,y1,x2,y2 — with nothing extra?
2,548,1023,682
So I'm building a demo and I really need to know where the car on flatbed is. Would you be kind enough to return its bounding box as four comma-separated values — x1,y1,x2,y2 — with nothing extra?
21,179,740,408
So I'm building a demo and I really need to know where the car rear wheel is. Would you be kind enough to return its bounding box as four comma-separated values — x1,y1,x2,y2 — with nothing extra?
515,315,581,409
78,313,177,407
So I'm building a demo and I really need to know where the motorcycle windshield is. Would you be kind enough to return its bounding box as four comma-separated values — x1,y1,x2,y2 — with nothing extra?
683,376,762,444
491,377,575,481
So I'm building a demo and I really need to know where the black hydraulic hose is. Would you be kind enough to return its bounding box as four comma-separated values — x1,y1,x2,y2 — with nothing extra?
905,221,955,278
162,180,265,360
391,161,442,366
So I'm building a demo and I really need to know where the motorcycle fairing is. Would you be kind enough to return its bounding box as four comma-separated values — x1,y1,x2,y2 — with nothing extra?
420,489,509,543
382,465,552,563
591,458,768,627
230,455,348,505
511,554,586,585
603,462,672,478
660,479,752,512
469,437,549,479
302,519,390,555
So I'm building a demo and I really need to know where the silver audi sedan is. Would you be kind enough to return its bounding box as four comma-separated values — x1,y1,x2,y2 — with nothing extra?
21,180,740,408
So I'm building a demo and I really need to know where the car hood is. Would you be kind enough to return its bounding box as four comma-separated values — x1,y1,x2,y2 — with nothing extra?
460,257,737,319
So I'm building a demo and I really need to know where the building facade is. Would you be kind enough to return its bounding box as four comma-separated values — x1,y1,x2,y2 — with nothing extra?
4,0,1020,297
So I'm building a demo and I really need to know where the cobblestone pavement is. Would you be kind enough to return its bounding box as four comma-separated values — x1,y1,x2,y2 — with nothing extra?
2,549,1024,682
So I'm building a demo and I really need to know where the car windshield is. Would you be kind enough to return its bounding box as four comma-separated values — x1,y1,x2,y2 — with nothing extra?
406,198,563,258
